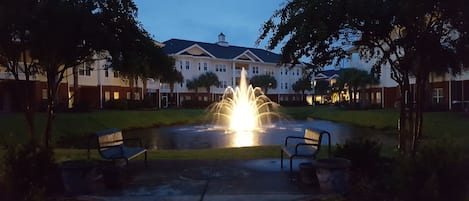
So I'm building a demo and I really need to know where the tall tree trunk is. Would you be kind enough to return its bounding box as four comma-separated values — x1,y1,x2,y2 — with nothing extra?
129,76,135,100
44,65,57,148
398,71,416,155
413,67,427,154
73,65,79,108
142,78,147,101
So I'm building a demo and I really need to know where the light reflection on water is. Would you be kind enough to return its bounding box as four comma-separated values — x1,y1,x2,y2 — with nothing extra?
125,119,393,150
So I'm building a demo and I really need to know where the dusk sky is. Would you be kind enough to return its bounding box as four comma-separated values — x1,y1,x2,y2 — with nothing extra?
133,0,285,53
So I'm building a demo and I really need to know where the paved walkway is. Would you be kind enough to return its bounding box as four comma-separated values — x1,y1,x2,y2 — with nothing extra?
71,159,328,201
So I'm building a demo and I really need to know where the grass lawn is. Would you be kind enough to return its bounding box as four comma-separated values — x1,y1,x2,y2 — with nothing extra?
289,106,469,145
53,146,281,162
0,106,467,161
0,109,208,145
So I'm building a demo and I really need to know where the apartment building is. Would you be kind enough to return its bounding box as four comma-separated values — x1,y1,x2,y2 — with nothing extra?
151,33,308,108
0,54,145,112
315,49,469,111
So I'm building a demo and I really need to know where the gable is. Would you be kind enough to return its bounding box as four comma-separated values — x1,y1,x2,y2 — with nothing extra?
234,50,264,62
175,44,215,58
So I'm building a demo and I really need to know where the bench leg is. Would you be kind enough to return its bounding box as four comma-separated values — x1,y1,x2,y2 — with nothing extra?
289,156,293,179
280,150,284,169
144,151,148,167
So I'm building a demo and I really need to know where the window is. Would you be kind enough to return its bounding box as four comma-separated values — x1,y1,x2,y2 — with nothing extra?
203,62,208,71
79,66,84,76
223,81,227,88
105,91,110,101
265,68,274,76
126,92,131,100
113,71,119,78
104,69,109,77
113,92,119,100
432,88,444,104
284,82,288,89
252,66,259,74
280,83,284,89
179,61,183,70
215,64,226,72
135,92,140,100
198,62,201,71
185,61,190,70
78,64,91,76
376,92,382,104
42,89,47,100
296,69,300,76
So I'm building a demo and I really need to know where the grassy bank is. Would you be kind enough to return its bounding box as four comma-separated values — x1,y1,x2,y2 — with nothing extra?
53,145,281,162
286,106,469,144
1,106,467,146
0,109,207,145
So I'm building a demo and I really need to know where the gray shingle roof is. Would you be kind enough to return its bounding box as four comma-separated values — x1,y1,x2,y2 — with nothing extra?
163,39,280,63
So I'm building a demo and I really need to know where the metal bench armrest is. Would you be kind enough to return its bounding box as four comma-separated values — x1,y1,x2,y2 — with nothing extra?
320,131,332,157
295,143,319,154
284,136,314,146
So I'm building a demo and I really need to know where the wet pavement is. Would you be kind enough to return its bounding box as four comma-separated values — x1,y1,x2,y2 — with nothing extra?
72,159,330,201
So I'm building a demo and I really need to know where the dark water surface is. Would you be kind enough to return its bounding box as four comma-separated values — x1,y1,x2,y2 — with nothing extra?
125,119,393,150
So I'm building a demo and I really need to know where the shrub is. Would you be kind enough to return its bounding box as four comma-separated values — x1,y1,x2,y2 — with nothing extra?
334,138,393,201
3,141,60,201
279,101,308,107
394,141,469,201
105,99,128,110
181,100,214,108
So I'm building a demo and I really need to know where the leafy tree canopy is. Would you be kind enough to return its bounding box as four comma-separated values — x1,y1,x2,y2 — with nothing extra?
292,76,312,94
258,0,469,154
249,74,277,94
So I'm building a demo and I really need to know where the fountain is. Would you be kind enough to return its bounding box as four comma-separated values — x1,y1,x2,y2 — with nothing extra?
124,69,367,149
210,68,279,133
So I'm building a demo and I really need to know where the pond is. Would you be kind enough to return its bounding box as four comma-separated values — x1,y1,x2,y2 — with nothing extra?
125,119,393,150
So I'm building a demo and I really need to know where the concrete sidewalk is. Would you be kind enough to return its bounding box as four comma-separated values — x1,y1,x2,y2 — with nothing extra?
75,159,327,201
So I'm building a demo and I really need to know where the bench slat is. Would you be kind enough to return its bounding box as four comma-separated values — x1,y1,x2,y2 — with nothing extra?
91,128,148,167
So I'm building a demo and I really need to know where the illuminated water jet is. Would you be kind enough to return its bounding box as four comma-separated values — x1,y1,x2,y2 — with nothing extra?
210,68,279,133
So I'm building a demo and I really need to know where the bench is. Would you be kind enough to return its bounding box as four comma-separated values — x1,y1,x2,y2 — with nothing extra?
281,128,331,177
88,128,147,167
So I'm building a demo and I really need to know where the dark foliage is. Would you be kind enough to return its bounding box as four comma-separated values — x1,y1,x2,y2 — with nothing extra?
3,141,61,201
394,141,469,201
181,100,215,109
279,101,308,107
334,138,394,201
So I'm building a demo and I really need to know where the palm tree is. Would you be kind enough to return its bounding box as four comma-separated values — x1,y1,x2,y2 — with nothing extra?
292,76,312,100
249,74,277,94
186,78,200,94
197,72,220,101
337,68,372,103
160,68,184,104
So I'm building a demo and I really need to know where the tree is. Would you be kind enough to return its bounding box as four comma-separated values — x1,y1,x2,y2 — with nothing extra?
160,66,184,104
186,78,200,93
0,0,151,148
313,80,330,95
292,76,312,100
258,0,468,155
337,68,372,103
0,0,40,139
249,74,277,94
197,72,220,101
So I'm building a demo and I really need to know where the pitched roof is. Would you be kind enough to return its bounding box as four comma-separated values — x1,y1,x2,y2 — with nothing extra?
163,39,280,63
321,69,341,77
